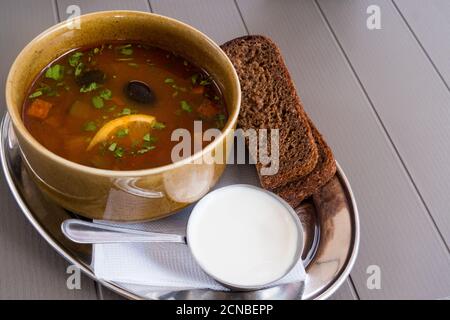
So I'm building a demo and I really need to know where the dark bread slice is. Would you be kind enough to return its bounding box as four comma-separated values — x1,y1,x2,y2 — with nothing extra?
221,35,318,189
274,119,336,208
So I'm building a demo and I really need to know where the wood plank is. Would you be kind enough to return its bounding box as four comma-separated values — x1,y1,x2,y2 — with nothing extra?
150,0,247,44
318,0,450,247
393,0,450,88
236,0,450,299
151,0,356,300
0,0,97,299
56,0,150,14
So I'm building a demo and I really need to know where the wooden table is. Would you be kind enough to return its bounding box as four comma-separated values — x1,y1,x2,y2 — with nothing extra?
1,0,449,300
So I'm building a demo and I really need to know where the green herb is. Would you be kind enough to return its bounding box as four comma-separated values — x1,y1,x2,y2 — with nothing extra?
83,121,97,132
108,142,117,152
116,128,129,138
180,100,192,113
128,62,139,68
118,44,133,56
108,105,117,112
164,78,174,84
80,82,99,92
137,145,155,154
214,95,220,101
74,62,84,77
172,84,187,92
45,64,64,81
119,108,131,116
108,44,113,49
56,82,65,87
199,79,211,86
215,114,226,129
191,74,199,85
93,48,100,54
143,133,157,143
100,89,112,100
114,147,124,158
68,52,83,67
92,96,104,109
152,121,166,130
29,90,43,99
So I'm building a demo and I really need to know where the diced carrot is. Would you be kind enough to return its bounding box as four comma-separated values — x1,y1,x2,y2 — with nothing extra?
27,99,53,120
191,86,205,95
197,100,219,119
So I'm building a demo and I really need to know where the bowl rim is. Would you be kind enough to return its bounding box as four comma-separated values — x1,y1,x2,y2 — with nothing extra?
5,10,241,177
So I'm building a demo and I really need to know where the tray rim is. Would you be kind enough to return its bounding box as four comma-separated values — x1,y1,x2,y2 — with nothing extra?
0,113,359,300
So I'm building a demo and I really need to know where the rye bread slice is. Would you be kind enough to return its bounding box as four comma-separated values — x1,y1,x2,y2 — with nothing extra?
274,119,336,208
221,35,318,189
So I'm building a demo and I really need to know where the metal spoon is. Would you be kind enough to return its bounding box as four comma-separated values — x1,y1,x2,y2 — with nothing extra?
61,185,304,293
62,219,185,244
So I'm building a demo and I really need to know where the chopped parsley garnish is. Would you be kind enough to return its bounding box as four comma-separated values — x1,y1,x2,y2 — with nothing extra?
116,128,129,138
143,133,157,143
215,114,226,128
93,48,100,54
108,142,117,152
80,82,99,92
164,78,174,84
118,44,133,56
199,79,211,86
137,145,155,154
114,147,125,158
68,52,83,67
91,96,104,109
172,84,187,92
45,64,64,81
119,108,131,116
128,62,139,68
74,62,84,76
152,121,166,130
29,90,43,99
83,121,97,132
180,100,192,113
99,89,112,100
191,74,199,85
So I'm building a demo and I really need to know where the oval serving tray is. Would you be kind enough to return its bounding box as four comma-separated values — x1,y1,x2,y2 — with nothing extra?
0,113,359,300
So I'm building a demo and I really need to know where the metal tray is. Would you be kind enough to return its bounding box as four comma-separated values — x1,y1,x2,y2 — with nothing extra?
0,113,359,300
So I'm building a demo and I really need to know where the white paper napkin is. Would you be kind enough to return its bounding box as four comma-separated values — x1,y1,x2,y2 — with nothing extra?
92,164,306,291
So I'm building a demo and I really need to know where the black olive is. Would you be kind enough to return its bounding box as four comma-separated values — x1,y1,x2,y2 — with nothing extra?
125,81,155,104
75,70,106,86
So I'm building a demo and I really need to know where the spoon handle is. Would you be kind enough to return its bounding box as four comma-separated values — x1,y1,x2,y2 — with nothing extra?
61,219,186,244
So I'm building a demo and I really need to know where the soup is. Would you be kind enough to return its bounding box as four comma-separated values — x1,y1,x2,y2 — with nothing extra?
22,42,228,170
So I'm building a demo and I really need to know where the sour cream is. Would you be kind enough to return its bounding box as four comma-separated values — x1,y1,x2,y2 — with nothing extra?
187,185,302,288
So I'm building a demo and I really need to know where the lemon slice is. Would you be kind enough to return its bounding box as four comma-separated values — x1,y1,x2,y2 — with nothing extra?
87,114,156,150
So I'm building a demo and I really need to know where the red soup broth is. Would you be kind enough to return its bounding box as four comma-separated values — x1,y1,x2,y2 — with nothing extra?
22,42,228,170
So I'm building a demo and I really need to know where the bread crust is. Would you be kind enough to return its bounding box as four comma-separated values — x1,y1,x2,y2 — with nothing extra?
221,35,318,189
221,35,336,206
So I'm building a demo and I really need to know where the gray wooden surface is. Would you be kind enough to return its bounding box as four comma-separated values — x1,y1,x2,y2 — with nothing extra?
0,0,449,300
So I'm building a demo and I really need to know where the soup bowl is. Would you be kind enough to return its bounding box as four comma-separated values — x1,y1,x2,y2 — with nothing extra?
5,11,241,221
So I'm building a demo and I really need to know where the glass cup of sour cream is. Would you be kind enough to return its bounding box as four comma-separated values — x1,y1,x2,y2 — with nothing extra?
187,184,304,290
